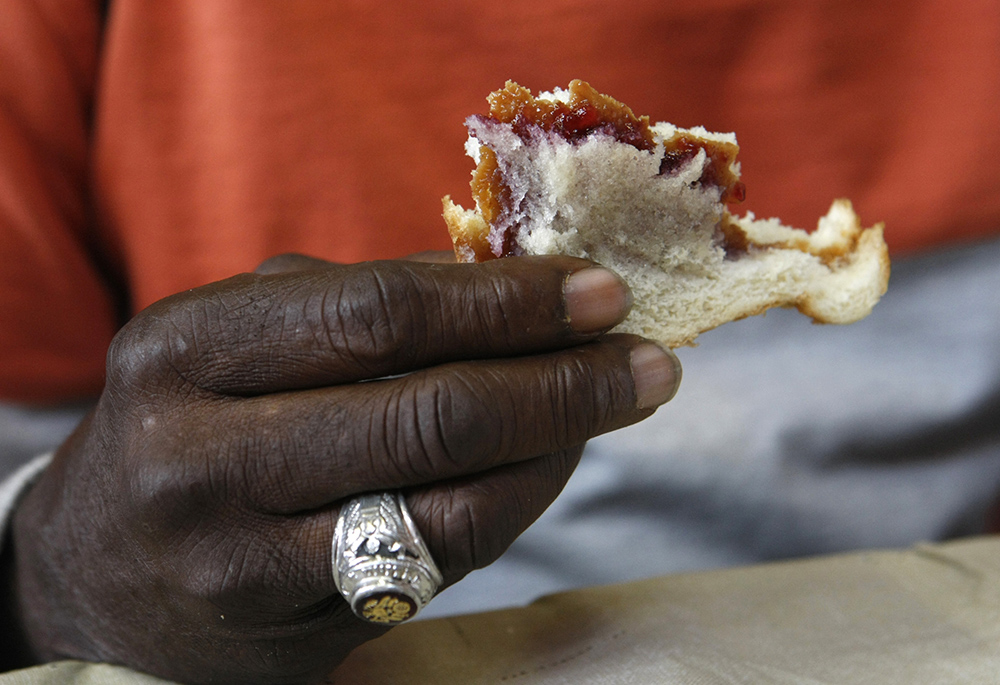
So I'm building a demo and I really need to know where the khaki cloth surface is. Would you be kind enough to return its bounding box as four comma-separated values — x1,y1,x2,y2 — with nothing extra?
5,537,999,684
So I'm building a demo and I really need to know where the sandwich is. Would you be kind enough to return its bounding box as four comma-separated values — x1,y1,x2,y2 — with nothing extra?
443,80,890,347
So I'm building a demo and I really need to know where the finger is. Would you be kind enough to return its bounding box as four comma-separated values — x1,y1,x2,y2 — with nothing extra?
404,444,585,585
252,445,585,604
214,335,679,513
113,256,633,396
253,250,454,274
400,250,456,264
254,253,337,275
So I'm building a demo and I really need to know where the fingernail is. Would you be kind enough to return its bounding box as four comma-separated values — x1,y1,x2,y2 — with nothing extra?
631,343,682,409
564,267,633,334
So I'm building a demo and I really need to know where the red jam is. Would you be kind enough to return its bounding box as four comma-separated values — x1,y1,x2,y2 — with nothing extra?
460,80,746,261
487,80,658,152
657,134,746,205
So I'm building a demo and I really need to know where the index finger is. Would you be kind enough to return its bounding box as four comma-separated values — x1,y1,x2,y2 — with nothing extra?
117,256,632,396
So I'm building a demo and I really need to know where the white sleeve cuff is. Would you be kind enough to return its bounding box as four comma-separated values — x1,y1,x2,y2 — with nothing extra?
0,454,53,551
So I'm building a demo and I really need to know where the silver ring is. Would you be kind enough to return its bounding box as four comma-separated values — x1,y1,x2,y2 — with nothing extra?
333,491,443,623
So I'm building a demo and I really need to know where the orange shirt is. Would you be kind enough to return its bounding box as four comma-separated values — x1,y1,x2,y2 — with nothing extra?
3,0,1000,403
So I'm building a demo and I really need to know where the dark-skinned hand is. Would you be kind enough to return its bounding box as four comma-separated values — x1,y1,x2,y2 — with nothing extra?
3,254,681,684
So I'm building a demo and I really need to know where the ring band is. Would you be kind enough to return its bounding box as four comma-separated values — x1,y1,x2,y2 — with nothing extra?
333,491,443,623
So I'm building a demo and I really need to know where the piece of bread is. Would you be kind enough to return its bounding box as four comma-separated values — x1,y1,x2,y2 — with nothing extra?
443,80,890,347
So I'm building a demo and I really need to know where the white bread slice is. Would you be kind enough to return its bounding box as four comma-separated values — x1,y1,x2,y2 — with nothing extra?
443,81,890,347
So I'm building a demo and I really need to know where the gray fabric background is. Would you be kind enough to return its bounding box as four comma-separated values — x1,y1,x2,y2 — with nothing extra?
0,404,87,478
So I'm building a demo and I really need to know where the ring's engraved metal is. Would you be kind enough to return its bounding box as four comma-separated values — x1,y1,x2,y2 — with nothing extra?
333,492,443,624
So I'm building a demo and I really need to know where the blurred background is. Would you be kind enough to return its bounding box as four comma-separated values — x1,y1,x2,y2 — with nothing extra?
2,0,999,618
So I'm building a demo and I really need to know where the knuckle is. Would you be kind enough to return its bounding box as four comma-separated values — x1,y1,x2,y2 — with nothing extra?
320,263,432,372
105,311,181,393
235,409,325,510
125,444,277,601
179,535,271,604
426,493,505,573
378,373,506,482
105,289,242,396
466,273,520,348
549,356,598,442
109,274,296,396
452,500,497,570
127,446,218,530
545,346,632,441
420,450,585,577
123,412,243,531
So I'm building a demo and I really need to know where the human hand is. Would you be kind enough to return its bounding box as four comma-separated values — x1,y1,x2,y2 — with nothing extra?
6,255,680,684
